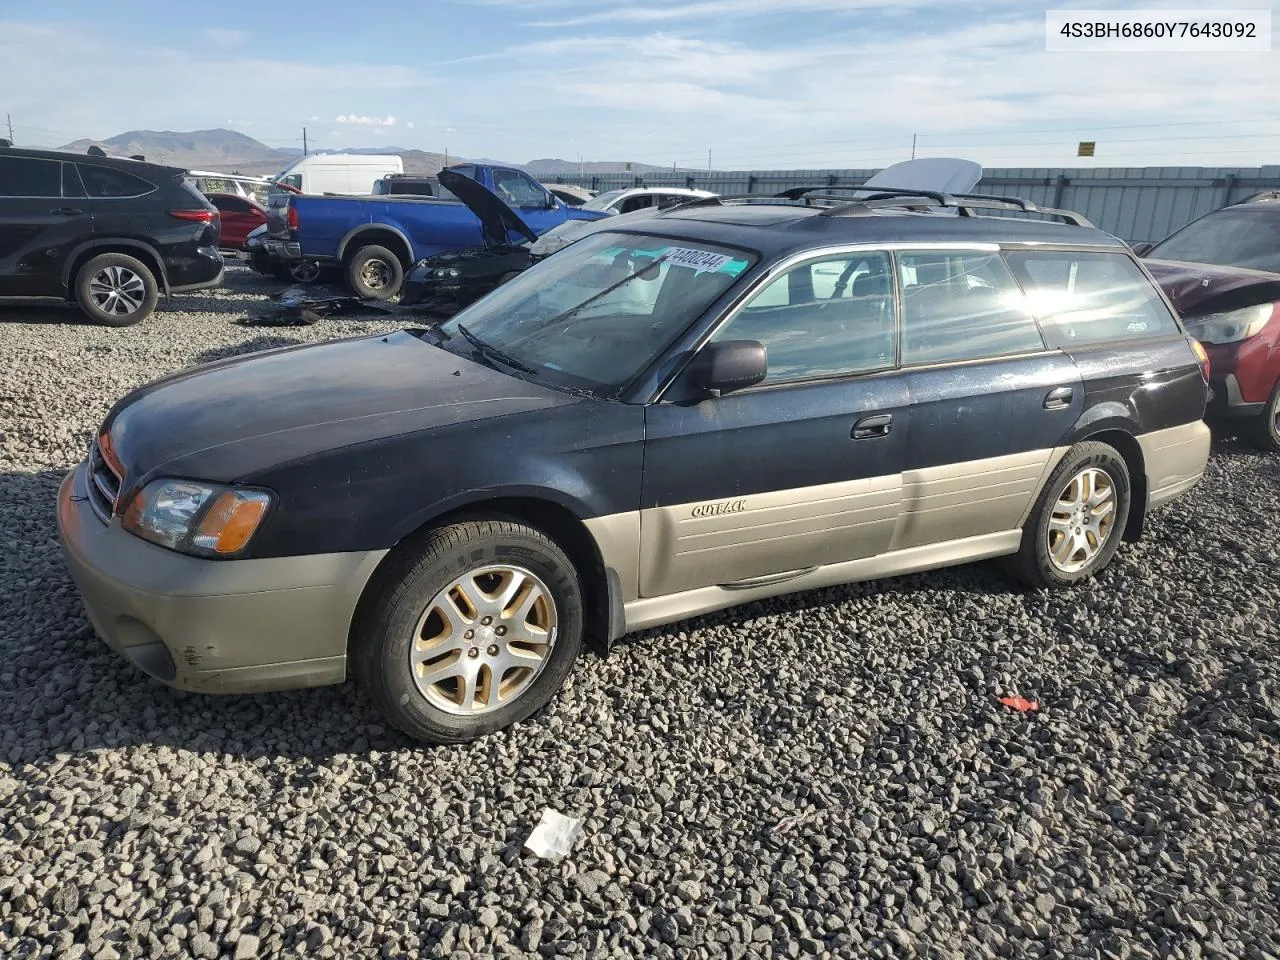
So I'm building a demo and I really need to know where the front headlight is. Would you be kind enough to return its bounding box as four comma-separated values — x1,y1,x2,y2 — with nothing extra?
1185,303,1274,344
121,479,273,558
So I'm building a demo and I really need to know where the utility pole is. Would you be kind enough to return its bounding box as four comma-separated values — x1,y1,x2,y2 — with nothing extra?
911,133,917,160
707,148,712,172
445,146,449,167
302,127,308,156
5,114,12,143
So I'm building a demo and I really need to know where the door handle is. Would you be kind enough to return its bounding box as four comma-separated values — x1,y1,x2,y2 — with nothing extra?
50,207,84,216
852,414,893,439
1044,386,1074,410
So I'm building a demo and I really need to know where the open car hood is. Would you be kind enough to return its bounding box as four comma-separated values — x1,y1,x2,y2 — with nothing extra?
1143,258,1280,319
438,167,538,247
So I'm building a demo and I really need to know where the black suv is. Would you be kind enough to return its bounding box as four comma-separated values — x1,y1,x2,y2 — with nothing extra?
0,146,224,326
57,187,1212,744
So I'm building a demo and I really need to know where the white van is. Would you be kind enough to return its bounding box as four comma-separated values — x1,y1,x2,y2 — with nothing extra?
271,154,404,196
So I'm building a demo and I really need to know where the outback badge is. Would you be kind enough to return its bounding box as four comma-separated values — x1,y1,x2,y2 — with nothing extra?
691,499,747,518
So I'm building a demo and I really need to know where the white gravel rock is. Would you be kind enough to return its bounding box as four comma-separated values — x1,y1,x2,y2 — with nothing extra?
0,267,1278,958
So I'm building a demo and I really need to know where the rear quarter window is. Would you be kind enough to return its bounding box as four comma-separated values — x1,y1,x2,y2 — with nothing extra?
1003,250,1180,348
77,165,156,198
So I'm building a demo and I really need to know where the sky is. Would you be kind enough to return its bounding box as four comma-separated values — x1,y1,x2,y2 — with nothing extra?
2,0,1280,169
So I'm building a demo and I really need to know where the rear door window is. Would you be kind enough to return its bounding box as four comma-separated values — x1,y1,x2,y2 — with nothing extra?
1004,250,1181,347
77,165,156,198
0,156,61,197
897,251,1045,365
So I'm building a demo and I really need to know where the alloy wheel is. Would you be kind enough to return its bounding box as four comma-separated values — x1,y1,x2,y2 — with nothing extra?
89,266,146,317
409,565,558,715
1047,467,1118,574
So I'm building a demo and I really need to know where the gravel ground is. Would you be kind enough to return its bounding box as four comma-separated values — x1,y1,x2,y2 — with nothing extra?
1,267,1279,960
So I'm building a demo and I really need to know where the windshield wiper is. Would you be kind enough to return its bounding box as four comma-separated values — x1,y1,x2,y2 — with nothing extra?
455,323,539,375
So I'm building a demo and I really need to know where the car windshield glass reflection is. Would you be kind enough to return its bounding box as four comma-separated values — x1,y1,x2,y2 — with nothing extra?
1150,208,1280,273
439,232,756,396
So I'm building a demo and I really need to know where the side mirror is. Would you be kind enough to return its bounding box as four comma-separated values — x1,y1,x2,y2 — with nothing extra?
1130,241,1154,257
688,340,767,395
545,192,559,209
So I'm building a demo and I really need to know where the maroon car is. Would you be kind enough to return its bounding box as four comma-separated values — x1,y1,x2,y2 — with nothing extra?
1138,196,1280,450
206,192,269,251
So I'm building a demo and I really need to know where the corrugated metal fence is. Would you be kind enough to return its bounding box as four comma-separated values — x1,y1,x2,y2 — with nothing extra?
544,166,1280,242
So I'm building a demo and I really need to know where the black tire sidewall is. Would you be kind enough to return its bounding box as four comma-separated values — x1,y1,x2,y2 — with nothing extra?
347,245,404,300
1256,383,1280,451
1023,443,1132,588
361,525,584,744
75,253,158,327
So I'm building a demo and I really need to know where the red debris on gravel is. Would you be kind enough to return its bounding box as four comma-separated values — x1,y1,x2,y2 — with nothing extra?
997,696,1040,713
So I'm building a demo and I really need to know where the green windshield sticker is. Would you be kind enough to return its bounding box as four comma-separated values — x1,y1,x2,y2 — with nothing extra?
721,259,749,277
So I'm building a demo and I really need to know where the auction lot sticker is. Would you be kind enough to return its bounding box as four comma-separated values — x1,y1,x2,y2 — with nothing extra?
1045,9,1271,51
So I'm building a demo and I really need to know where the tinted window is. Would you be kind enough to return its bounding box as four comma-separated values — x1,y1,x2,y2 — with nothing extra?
0,156,61,197
1005,251,1180,347
897,251,1045,365
1148,207,1280,273
61,163,85,198
78,164,155,198
712,252,896,383
656,193,692,210
211,196,253,213
439,232,756,395
492,169,547,207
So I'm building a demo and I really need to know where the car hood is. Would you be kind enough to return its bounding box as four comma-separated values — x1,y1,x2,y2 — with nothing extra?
1143,258,1280,319
102,330,573,486
438,168,538,247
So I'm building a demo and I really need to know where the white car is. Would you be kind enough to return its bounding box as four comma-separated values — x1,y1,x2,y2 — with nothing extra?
579,186,715,215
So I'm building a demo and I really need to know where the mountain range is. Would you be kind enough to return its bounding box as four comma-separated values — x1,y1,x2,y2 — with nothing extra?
55,128,688,177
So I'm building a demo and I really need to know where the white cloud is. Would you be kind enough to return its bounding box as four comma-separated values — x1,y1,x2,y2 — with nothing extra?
335,113,398,126
407,121,415,129
202,28,248,47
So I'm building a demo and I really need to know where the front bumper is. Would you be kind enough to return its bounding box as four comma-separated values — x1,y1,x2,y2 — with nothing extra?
56,462,387,695
1206,374,1266,419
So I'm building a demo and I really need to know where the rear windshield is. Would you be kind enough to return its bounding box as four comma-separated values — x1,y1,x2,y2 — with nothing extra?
438,231,757,396
1148,207,1280,273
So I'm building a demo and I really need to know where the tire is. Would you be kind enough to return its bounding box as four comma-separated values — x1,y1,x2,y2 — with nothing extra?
1004,441,1132,589
1246,381,1280,452
346,244,404,300
74,253,159,327
353,520,584,744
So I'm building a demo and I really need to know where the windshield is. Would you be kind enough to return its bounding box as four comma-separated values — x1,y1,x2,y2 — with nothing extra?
438,231,757,395
581,189,627,212
1149,207,1280,273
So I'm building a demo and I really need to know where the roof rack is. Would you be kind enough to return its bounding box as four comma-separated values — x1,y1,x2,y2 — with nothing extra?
776,185,1093,227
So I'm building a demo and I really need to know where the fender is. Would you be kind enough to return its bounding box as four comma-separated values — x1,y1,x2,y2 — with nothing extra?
1063,402,1140,445
387,482,602,547
336,224,415,264
61,238,172,297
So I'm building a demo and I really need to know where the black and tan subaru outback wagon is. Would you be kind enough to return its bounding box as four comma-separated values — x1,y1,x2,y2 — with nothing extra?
58,187,1212,744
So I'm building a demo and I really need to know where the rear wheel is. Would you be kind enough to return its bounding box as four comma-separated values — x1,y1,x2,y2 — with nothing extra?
1246,382,1280,452
353,520,584,744
1004,441,1131,589
74,253,159,327
347,244,404,300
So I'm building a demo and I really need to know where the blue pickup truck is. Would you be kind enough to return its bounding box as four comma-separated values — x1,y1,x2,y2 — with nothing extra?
264,163,609,299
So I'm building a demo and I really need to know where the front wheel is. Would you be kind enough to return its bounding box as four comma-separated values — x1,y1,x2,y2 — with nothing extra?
1004,441,1132,589
353,520,584,744
346,244,404,300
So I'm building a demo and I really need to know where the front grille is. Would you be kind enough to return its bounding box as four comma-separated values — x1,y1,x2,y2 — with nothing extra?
87,438,122,524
